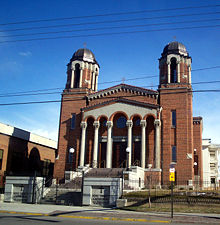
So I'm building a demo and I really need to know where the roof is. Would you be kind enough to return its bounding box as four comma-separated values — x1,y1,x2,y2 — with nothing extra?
69,48,99,65
162,41,189,57
0,122,57,149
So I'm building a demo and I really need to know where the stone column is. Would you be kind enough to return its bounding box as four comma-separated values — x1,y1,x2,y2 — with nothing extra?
126,120,133,168
140,120,147,168
80,121,87,167
91,72,95,90
167,62,171,83
95,75,98,91
177,62,180,83
70,70,75,88
188,66,191,84
154,119,161,169
106,121,113,168
79,68,83,87
92,121,100,168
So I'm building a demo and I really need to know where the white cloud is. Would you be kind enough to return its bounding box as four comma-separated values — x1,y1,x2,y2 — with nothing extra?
19,51,32,57
0,61,23,73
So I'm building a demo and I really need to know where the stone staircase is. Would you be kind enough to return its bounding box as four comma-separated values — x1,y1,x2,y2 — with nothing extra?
40,175,83,205
40,187,82,205
40,168,126,205
85,168,125,178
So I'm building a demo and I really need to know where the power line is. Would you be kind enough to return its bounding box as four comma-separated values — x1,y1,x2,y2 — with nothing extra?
1,64,220,97
2,11,220,33
2,23,220,44
143,80,220,88
2,18,220,38
0,91,61,98
0,87,63,96
1,4,219,26
0,89,220,106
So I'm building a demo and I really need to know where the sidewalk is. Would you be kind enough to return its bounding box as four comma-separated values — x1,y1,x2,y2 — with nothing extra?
1,202,220,224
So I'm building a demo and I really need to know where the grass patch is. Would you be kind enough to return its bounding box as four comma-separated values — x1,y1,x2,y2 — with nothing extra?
124,203,220,214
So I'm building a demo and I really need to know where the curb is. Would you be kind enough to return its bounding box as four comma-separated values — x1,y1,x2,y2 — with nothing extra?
0,210,171,223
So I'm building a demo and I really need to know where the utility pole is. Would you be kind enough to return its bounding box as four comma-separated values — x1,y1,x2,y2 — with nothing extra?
32,170,36,204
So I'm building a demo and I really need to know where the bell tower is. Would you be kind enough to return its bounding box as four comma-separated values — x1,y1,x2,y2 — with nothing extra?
54,48,99,182
159,41,192,86
66,48,100,91
159,42,194,185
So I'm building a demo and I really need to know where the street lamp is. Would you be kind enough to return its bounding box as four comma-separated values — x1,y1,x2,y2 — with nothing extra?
69,148,75,171
148,164,152,208
126,147,131,170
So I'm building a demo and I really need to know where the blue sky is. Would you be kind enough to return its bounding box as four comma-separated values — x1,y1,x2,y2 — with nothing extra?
0,0,220,143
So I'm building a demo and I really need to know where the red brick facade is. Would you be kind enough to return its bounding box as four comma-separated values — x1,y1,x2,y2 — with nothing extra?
0,123,56,188
54,43,203,186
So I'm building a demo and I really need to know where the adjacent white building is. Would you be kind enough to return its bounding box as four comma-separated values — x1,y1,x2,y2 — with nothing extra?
202,139,220,188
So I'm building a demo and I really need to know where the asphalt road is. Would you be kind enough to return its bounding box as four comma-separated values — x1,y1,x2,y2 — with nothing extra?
0,213,171,225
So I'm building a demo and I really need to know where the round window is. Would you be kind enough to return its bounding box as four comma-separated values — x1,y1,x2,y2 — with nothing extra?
116,116,126,128
135,119,140,126
102,120,107,127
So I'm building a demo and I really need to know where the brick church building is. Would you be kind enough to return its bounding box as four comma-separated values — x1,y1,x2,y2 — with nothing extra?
54,41,203,185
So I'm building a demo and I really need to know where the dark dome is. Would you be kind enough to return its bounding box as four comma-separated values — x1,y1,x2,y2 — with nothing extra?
70,48,98,64
162,41,188,57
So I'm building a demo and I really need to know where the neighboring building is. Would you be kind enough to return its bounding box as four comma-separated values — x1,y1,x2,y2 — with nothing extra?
202,138,220,187
0,122,57,189
54,42,203,186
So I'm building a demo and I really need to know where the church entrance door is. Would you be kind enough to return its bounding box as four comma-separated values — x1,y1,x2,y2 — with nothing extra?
133,141,141,166
112,142,127,168
99,142,106,168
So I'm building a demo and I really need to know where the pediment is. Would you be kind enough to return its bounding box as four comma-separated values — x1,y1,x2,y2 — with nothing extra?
87,83,158,101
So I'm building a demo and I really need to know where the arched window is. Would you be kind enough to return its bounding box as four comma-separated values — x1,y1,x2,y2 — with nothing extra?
170,58,177,83
74,64,80,88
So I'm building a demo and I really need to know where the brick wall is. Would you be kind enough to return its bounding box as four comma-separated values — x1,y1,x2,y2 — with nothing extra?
0,132,55,186
54,89,89,180
159,85,194,185
193,117,203,184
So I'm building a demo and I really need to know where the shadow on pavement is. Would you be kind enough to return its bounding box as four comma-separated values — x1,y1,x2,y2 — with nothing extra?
49,207,117,216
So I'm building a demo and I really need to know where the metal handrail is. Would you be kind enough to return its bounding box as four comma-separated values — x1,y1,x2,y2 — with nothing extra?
119,160,127,168
99,160,106,168
133,159,140,166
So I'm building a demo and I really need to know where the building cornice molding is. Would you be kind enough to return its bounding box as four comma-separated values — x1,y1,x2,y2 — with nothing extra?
87,83,158,101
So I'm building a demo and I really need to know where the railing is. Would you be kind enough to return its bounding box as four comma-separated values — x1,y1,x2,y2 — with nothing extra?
119,160,127,168
132,160,140,167
99,160,106,168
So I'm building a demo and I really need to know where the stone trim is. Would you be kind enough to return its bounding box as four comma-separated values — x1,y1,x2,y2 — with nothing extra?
87,84,158,101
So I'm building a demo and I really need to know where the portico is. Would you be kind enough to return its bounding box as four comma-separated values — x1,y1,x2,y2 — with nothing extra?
79,98,161,170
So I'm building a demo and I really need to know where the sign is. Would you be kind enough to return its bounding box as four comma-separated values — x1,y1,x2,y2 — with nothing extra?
169,172,175,182
169,168,175,173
